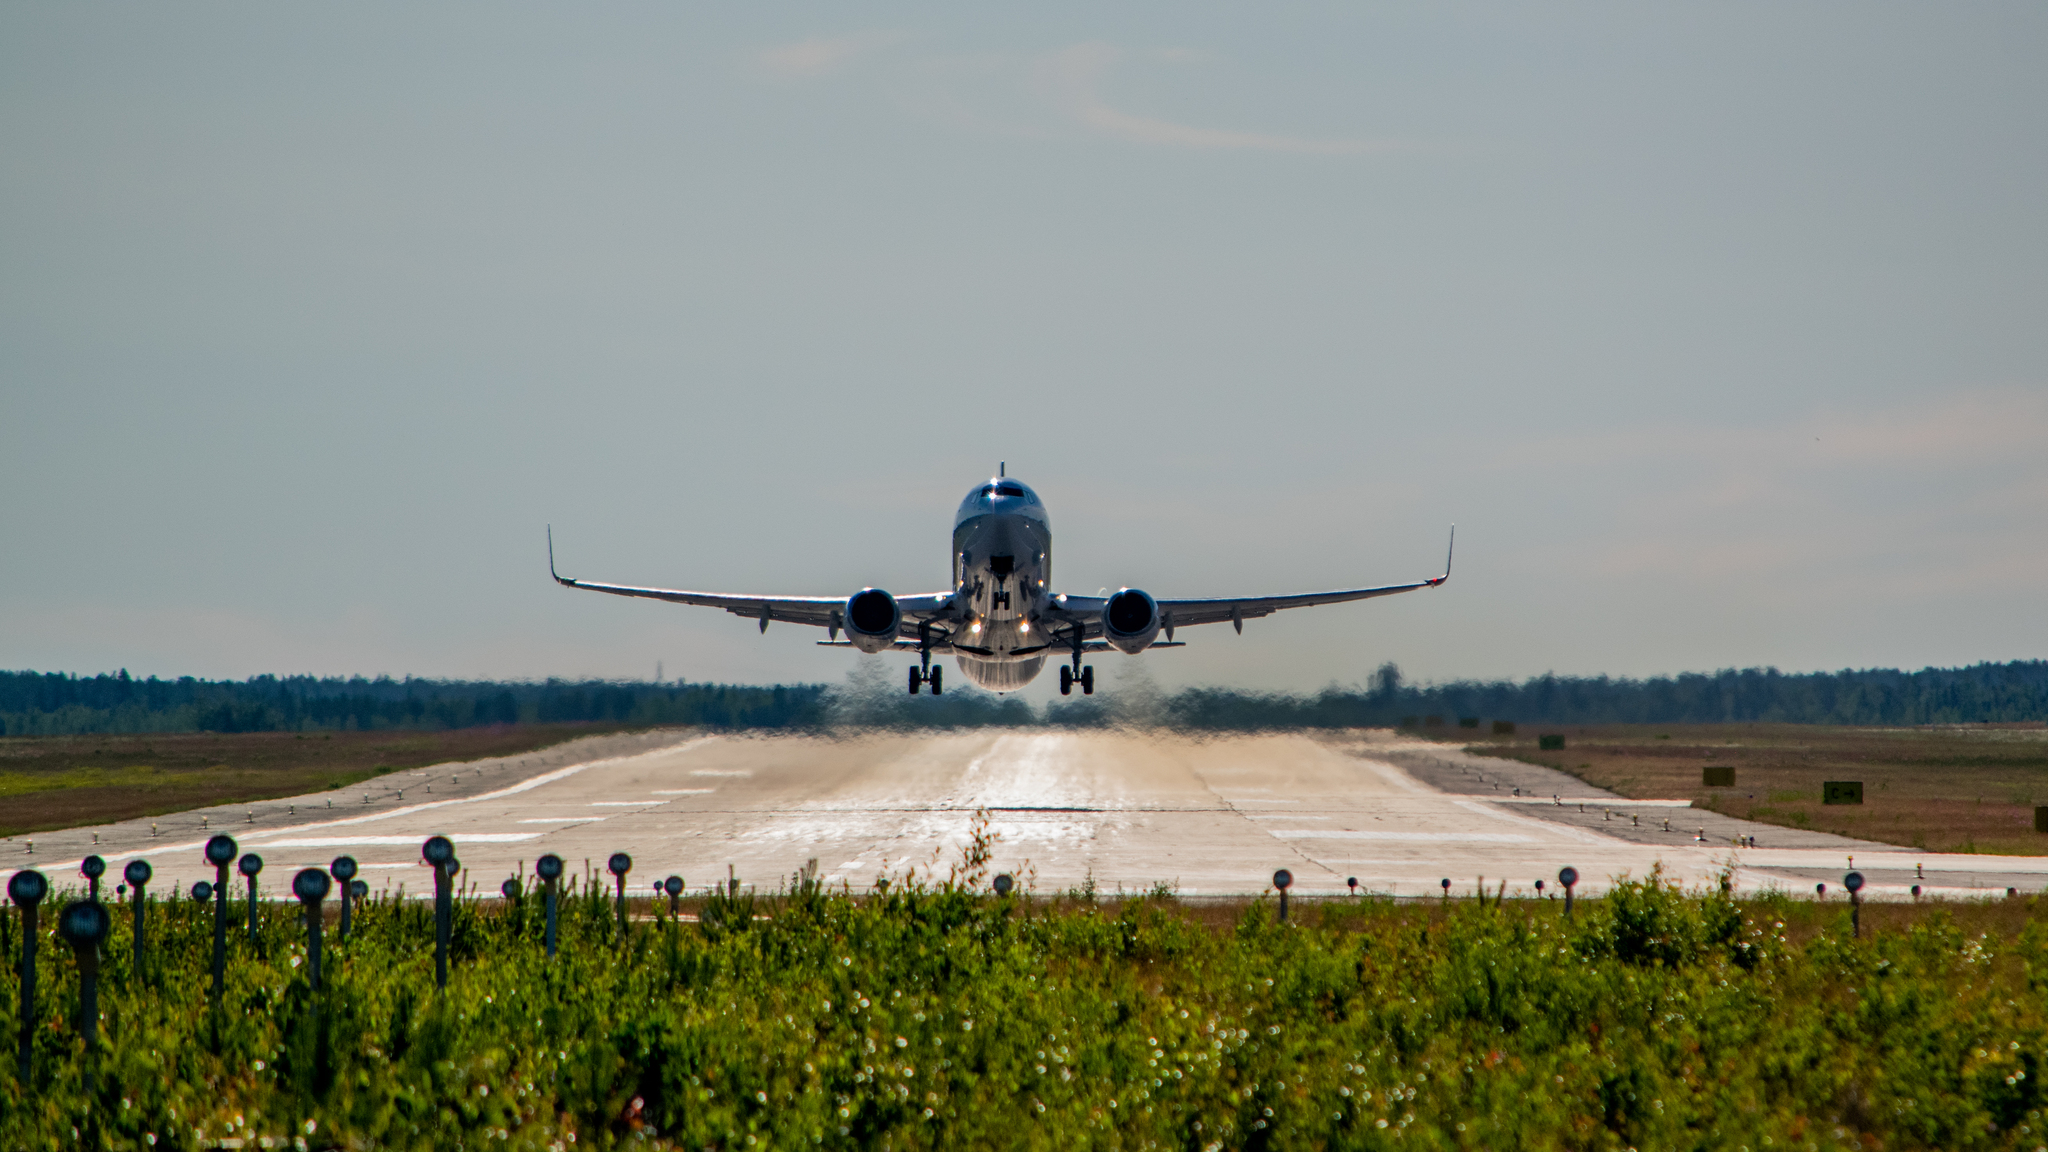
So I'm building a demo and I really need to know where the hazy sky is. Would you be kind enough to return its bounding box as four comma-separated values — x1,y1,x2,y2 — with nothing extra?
3,3,2044,702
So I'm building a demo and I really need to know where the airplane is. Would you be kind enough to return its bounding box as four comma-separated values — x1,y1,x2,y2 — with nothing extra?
550,467,1452,697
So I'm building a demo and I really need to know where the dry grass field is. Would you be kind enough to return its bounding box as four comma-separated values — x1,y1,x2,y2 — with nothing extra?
1451,722,2048,854
0,722,638,838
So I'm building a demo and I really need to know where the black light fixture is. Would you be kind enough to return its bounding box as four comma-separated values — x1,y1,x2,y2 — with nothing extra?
1558,867,1579,917
8,869,48,1083
992,873,1014,898
422,837,456,989
330,856,359,942
55,899,112,1095
1273,869,1294,922
292,868,332,990
238,853,265,942
203,835,238,999
607,852,633,938
122,859,153,974
536,854,565,960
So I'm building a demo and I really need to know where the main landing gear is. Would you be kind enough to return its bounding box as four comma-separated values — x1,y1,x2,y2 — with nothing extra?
1060,624,1093,695
908,623,942,695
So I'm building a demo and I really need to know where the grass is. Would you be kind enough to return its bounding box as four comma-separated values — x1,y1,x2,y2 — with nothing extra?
3,851,2047,1150
1446,722,2048,855
0,724,645,838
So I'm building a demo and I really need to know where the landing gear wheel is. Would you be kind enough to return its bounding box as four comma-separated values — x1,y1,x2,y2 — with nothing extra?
908,667,921,695
1080,666,1095,695
1059,665,1073,696
930,666,942,695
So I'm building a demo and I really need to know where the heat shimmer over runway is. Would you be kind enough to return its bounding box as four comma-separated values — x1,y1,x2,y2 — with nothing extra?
11,730,2047,901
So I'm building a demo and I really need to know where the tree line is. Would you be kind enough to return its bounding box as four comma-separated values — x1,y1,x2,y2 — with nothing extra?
1131,659,2048,731
0,670,826,736
1,658,2041,737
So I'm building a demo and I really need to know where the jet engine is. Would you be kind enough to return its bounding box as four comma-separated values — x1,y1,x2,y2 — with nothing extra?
843,588,901,654
1101,587,1162,654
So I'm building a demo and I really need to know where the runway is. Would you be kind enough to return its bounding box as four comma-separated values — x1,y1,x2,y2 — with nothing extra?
10,729,2048,901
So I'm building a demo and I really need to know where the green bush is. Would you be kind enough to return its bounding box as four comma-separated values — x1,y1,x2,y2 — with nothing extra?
2,869,2045,1149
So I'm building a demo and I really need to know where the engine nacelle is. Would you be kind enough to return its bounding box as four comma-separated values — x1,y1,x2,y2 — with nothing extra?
1101,588,1162,654
843,588,901,654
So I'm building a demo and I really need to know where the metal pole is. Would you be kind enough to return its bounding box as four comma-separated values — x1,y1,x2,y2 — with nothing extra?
435,863,451,990
545,882,558,960
17,902,35,1083
213,863,229,997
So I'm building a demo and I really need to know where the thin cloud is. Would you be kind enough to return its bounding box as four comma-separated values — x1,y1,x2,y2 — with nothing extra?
759,31,905,79
1039,42,1394,155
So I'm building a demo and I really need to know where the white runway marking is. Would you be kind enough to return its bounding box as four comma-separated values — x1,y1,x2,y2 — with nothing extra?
250,833,541,848
590,801,663,807
518,817,605,824
690,770,752,778
652,789,716,795
1268,830,1536,843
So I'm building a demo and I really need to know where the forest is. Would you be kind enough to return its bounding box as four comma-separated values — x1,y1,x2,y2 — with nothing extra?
1,658,2041,737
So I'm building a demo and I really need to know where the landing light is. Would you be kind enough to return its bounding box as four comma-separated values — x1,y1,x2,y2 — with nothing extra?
971,622,981,634
1020,622,1029,634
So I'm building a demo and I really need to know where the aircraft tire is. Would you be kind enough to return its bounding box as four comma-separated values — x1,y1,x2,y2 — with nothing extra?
1080,666,1094,695
1059,666,1072,695
930,667,943,695
908,668,921,695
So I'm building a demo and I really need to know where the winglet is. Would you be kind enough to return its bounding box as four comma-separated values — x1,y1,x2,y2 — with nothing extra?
547,526,574,586
1430,525,1455,587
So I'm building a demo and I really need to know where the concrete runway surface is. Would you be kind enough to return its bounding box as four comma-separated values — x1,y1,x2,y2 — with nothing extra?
10,729,2048,902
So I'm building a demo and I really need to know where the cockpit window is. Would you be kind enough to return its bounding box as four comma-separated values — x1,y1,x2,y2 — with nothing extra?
979,485,995,497
996,483,1026,497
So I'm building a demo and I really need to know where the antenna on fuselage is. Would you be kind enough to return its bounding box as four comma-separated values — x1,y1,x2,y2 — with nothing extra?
999,462,1005,477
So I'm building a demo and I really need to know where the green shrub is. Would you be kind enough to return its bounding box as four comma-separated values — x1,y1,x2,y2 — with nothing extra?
2,869,2045,1149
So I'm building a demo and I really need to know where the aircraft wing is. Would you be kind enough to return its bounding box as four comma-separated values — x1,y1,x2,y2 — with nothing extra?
548,530,952,633
1051,527,1453,636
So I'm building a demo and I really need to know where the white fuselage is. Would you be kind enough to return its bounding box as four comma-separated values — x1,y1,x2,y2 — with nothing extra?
948,479,1054,691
